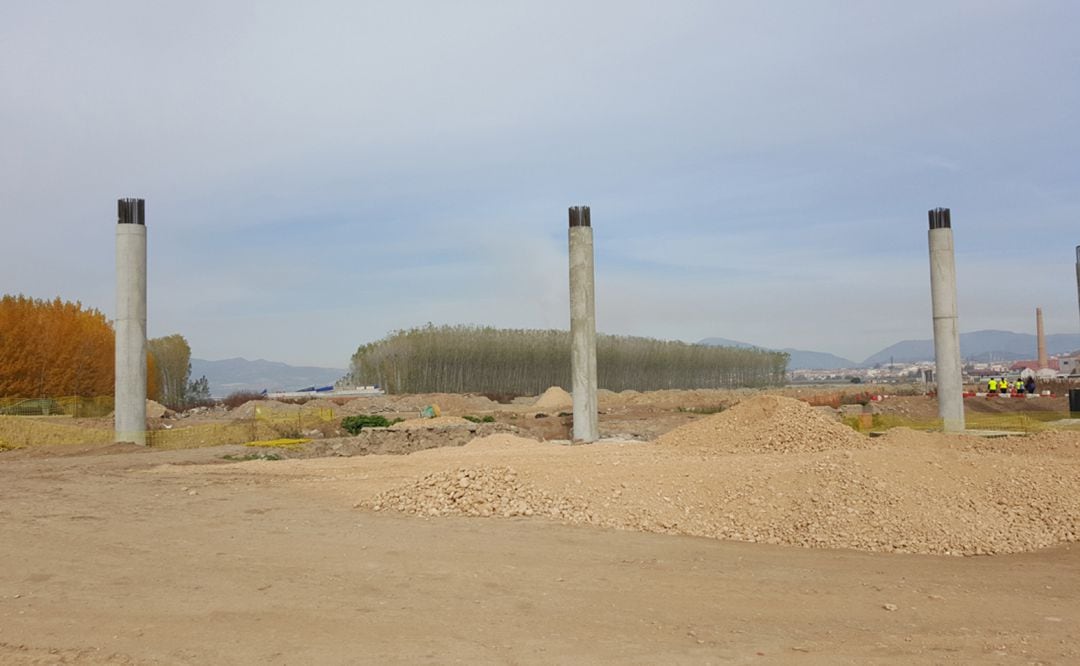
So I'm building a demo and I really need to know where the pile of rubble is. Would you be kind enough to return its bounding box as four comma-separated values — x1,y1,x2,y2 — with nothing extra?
361,465,592,522
352,397,1080,556
656,395,869,454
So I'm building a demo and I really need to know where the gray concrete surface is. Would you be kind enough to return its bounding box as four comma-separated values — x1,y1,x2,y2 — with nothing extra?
115,200,147,445
569,207,598,442
928,212,965,433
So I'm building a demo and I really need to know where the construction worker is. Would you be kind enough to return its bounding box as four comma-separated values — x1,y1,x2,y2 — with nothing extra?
999,378,1009,395
1014,378,1024,393
988,377,997,394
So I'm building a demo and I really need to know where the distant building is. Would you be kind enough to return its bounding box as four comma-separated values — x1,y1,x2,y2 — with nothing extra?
1060,356,1079,376
1009,359,1060,372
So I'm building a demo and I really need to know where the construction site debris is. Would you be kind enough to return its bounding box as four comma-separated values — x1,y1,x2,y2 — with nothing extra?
388,416,474,430
357,395,1080,556
655,395,869,454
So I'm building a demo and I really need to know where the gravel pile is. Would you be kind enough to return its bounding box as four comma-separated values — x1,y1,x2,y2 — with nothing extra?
682,446,1080,556
345,395,1080,556
364,440,1080,555
362,466,591,521
656,395,868,454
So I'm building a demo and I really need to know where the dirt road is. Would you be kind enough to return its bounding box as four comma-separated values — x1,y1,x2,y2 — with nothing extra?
1,444,1077,664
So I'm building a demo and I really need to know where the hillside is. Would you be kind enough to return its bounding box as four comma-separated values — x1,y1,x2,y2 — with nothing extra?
862,331,1080,365
698,337,855,370
189,358,346,396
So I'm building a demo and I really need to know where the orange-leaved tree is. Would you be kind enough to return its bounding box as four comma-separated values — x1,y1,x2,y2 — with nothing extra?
0,294,116,397
0,294,163,400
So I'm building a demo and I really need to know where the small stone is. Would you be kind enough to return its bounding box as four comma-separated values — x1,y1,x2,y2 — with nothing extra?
882,603,898,612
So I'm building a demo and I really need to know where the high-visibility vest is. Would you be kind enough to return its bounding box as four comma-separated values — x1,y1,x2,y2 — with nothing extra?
988,379,997,391
1014,380,1023,390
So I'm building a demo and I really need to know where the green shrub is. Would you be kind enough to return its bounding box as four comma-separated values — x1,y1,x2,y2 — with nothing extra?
341,414,398,435
462,415,496,423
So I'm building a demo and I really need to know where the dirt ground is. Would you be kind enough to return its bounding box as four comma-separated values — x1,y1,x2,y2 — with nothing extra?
2,390,1079,664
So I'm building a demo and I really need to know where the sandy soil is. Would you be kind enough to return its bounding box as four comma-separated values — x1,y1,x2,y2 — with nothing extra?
2,390,1079,663
0,453,1077,662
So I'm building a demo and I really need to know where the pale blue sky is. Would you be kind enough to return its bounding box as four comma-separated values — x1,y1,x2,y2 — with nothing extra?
2,1,1078,366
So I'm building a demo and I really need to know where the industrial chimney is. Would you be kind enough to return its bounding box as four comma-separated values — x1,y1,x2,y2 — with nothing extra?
1036,307,1048,369
115,198,147,445
927,208,965,432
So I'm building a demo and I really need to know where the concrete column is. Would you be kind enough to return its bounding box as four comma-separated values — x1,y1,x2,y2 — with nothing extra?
569,206,598,442
115,198,147,445
1075,246,1079,336
928,208,965,432
1036,307,1048,369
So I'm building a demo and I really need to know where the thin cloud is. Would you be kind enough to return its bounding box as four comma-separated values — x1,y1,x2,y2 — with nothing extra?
1,1,1077,366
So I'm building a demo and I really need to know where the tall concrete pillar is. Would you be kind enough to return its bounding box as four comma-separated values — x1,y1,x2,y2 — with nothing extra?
1075,246,1080,336
1036,307,1048,369
568,206,598,442
928,208,965,432
115,198,147,445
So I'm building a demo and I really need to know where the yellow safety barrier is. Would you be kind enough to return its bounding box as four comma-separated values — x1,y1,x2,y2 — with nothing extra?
0,396,114,418
845,411,1080,435
252,403,334,427
0,398,336,451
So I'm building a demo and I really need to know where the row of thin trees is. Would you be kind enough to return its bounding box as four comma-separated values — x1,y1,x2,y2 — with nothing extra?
348,324,788,395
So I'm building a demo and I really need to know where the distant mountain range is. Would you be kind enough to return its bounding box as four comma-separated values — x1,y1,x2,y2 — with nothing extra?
192,330,1080,391
189,358,346,396
700,330,1080,370
699,337,857,370
861,330,1080,366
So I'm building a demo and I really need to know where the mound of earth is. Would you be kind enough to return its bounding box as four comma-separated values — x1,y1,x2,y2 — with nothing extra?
459,433,552,452
303,398,340,412
388,416,474,430
337,393,499,416
532,386,573,411
351,426,1080,555
228,400,299,420
655,395,868,454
